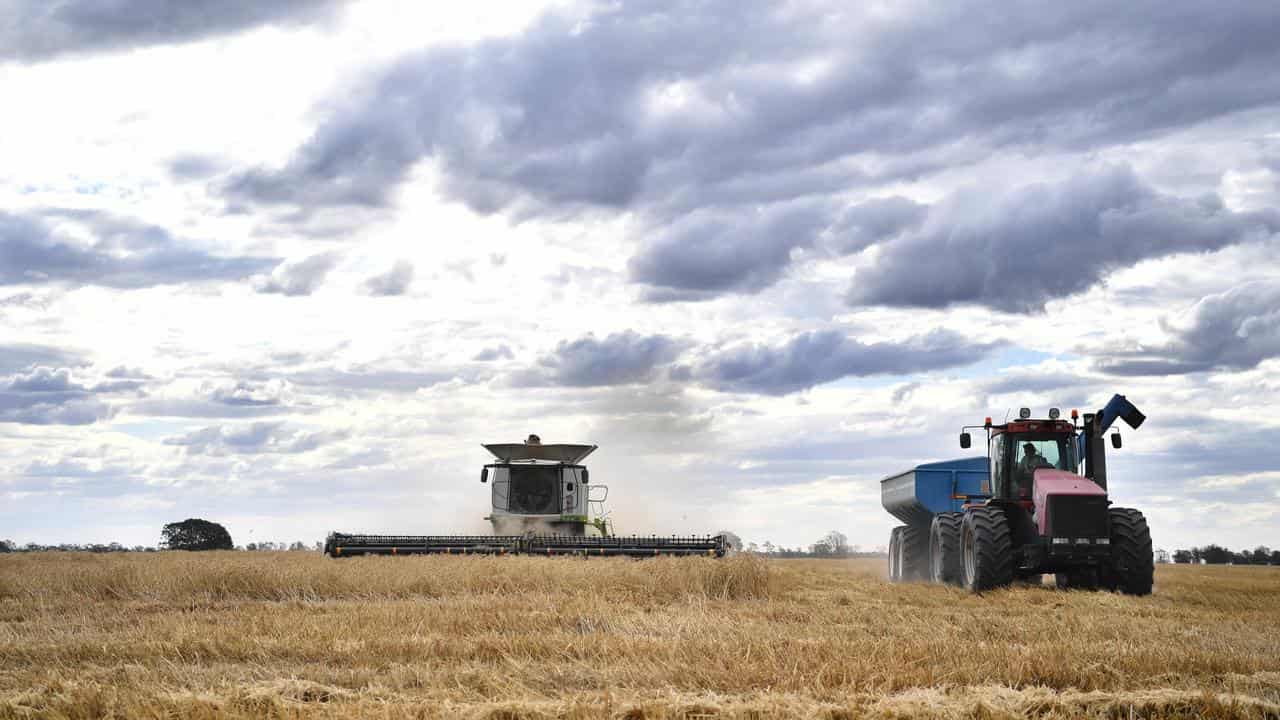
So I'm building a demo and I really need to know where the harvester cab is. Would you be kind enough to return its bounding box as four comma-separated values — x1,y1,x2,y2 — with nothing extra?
884,394,1153,595
480,434,612,537
324,435,726,558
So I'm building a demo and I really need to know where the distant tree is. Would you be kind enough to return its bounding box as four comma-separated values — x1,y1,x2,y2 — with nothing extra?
0,539,11,553
1271,550,1280,566
161,519,233,551
288,541,308,551
762,541,776,556
1172,549,1193,564
810,530,850,558
1198,544,1232,564
1250,546,1271,565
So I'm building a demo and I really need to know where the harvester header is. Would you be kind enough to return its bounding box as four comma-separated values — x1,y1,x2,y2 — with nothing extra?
325,435,726,558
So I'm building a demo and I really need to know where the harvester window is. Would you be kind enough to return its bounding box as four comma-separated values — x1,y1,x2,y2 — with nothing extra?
508,466,560,514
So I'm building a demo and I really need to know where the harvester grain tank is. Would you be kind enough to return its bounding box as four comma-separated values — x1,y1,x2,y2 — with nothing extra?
325,435,726,558
881,395,1153,594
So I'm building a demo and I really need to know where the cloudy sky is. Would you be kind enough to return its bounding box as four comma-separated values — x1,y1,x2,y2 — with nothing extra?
2,0,1278,551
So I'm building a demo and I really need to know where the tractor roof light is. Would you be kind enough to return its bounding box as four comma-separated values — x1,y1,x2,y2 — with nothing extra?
984,416,992,427
1071,409,1079,419
1019,407,1031,419
1048,408,1060,419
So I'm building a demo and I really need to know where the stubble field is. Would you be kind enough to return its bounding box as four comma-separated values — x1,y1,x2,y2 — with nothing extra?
1,552,1278,719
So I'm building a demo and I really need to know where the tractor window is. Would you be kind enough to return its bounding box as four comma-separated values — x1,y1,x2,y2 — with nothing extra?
1009,435,1078,498
989,434,1006,496
507,466,560,514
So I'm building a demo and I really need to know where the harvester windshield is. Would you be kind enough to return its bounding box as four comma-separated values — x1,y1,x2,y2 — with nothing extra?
506,466,560,514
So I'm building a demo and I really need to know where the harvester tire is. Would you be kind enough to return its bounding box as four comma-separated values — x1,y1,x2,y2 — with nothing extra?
961,506,1013,593
899,524,929,581
929,512,964,585
1107,507,1154,596
888,526,905,582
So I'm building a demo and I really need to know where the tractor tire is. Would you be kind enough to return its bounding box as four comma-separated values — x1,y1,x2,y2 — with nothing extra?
961,506,1014,593
1107,507,1154,596
929,512,964,585
899,524,929,581
888,526,905,582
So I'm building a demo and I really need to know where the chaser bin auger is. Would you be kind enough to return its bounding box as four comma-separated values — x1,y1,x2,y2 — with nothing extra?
325,435,727,558
881,395,1153,594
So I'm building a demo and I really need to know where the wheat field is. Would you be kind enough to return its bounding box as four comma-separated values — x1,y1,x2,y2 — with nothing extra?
1,553,1278,719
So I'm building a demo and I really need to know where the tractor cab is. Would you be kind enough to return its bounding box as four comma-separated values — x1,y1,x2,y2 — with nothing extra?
981,416,1080,501
479,435,611,536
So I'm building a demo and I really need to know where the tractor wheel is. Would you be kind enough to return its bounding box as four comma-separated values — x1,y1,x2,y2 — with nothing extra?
929,512,964,585
888,526,905,582
1107,507,1154,596
899,524,929,581
961,506,1014,593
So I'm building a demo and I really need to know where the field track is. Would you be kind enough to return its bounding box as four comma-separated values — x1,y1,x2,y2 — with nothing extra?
2,553,1278,719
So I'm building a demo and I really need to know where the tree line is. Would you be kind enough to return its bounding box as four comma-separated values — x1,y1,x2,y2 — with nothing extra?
1,518,319,553
745,531,885,558
1171,545,1279,565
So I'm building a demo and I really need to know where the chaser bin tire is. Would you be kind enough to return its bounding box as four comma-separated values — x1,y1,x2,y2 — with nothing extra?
899,524,929,582
929,512,964,586
888,526,906,582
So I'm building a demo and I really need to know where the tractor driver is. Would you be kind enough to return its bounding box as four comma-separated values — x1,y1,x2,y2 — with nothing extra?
1013,442,1046,497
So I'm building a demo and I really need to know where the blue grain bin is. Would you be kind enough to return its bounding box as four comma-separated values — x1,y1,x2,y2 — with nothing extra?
880,457,990,526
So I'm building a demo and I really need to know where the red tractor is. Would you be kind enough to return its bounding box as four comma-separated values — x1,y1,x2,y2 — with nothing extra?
883,395,1153,594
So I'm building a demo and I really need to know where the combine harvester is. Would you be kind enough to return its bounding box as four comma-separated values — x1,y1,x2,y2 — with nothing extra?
325,435,726,558
881,395,1153,594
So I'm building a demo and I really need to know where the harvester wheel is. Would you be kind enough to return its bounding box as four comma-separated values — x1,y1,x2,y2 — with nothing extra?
888,526,905,582
961,506,1013,593
929,512,964,585
899,524,929,581
1107,507,1154,596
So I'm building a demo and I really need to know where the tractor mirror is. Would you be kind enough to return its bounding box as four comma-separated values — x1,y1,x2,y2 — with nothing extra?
960,432,971,449
1111,433,1122,449
582,469,589,484
481,468,488,483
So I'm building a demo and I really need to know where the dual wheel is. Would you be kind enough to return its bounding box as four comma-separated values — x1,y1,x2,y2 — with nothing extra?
890,506,1154,595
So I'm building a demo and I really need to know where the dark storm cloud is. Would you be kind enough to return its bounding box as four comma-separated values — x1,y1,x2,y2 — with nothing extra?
164,421,344,456
363,260,414,296
253,252,337,296
1099,281,1280,375
629,201,832,299
0,210,277,289
698,330,1001,396
514,332,683,387
0,367,120,425
847,166,1280,312
221,0,1280,227
1,0,345,62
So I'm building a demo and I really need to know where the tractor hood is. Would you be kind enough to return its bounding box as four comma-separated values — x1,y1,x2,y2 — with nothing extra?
1033,469,1106,535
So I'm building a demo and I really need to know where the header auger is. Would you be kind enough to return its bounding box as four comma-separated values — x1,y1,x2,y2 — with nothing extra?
325,435,727,558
